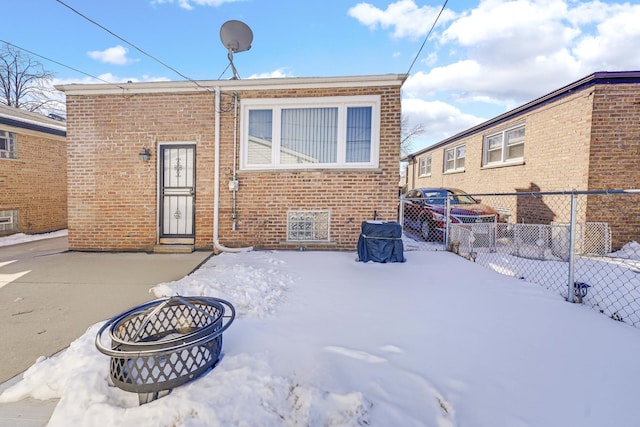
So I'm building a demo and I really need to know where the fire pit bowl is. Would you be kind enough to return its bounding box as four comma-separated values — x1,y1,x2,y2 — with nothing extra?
95,296,235,404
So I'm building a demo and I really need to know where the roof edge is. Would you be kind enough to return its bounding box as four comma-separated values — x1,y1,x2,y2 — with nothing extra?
55,74,409,96
0,104,66,136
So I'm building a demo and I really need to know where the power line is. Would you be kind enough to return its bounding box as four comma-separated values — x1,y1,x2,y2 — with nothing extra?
0,39,126,89
54,0,215,91
406,0,450,76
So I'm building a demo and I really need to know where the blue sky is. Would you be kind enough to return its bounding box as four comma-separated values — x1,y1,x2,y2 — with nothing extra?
4,0,640,151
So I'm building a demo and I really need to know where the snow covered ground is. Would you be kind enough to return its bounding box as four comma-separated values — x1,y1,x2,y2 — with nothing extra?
1,232,640,426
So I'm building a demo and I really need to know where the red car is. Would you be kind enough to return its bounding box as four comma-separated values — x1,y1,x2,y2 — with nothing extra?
402,188,499,241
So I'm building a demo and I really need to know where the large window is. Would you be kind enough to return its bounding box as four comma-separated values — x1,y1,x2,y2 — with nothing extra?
0,130,16,159
419,155,431,176
444,144,465,172
483,124,525,166
242,96,380,170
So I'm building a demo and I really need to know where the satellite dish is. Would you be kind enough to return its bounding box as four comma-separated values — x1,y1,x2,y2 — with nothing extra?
219,20,253,80
220,20,253,53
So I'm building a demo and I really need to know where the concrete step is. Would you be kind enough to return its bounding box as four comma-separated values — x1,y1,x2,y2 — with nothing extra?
153,244,194,254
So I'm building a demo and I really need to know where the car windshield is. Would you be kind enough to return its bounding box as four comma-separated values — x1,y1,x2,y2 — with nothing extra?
449,190,478,205
421,190,448,204
412,189,479,205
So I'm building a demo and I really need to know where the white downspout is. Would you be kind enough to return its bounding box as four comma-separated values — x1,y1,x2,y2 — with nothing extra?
214,87,252,253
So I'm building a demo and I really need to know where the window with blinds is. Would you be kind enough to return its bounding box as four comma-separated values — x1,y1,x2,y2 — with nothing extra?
242,96,380,170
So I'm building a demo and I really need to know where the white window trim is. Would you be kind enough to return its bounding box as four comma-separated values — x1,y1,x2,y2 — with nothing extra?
483,123,525,167
0,130,17,159
418,155,431,177
443,144,465,173
240,96,380,170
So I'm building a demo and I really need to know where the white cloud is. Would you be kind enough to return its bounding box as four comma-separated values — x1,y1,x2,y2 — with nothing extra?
421,52,438,67
150,0,240,10
408,0,640,108
248,69,294,79
403,48,581,105
402,98,485,144
87,45,137,66
441,0,576,49
572,3,640,70
348,0,457,40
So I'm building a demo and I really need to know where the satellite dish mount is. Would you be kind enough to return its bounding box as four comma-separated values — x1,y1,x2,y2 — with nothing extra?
220,20,253,80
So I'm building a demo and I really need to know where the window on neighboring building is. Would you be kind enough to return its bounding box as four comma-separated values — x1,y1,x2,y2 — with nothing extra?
242,96,380,170
287,210,330,242
0,130,16,159
419,156,431,176
0,209,18,233
444,144,465,172
483,124,525,166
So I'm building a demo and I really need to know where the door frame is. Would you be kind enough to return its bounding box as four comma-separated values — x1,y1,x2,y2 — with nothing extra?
157,142,197,243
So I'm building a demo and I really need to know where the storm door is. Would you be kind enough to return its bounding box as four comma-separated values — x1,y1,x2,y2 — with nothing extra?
160,145,196,239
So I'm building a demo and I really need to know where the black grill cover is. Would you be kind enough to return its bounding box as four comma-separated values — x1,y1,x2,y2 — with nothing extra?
357,221,406,263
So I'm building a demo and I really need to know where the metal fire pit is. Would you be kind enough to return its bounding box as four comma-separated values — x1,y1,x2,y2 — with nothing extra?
95,296,235,405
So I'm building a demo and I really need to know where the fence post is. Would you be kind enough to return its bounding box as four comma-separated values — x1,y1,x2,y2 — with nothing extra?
567,192,577,303
445,196,451,250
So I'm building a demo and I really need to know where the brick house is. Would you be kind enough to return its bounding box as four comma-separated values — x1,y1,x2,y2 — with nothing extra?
55,74,406,252
0,104,67,235
403,71,640,248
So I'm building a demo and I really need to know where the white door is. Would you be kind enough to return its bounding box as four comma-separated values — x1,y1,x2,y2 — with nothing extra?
160,145,195,238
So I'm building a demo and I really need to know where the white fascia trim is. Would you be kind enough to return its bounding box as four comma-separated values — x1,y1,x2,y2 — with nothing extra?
55,74,408,96
0,106,66,133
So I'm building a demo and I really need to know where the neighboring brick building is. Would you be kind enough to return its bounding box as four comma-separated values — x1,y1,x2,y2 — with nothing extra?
56,74,406,252
0,104,67,235
403,71,640,249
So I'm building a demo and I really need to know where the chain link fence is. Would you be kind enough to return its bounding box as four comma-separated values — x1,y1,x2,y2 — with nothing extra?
399,189,640,328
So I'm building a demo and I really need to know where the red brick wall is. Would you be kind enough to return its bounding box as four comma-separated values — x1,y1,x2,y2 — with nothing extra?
66,92,215,251
65,83,402,251
0,131,67,234
218,86,401,250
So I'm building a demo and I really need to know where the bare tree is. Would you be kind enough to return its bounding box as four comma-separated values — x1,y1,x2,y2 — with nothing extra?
400,116,424,158
0,43,61,115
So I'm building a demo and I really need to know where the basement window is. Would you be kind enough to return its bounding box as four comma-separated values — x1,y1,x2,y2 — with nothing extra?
0,210,18,232
287,211,330,242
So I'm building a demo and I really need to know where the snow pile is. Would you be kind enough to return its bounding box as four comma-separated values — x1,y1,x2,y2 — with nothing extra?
151,251,292,318
609,241,640,260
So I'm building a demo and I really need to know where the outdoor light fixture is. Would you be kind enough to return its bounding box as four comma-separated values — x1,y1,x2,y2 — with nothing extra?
139,147,151,162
